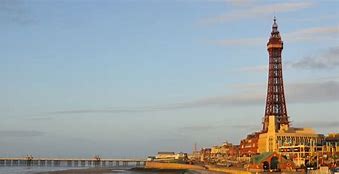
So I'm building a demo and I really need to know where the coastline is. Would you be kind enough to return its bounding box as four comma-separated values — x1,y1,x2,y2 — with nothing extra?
144,161,252,174
34,167,191,174
35,168,115,174
34,162,252,174
34,167,230,174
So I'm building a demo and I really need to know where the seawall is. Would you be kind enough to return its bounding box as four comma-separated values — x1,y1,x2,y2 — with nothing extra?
145,162,253,174
206,165,252,174
145,162,205,170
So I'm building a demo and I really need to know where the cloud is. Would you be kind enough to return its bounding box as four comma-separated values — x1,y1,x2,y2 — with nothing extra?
287,47,339,69
202,2,314,24
46,80,339,116
181,125,219,131
47,94,262,116
181,120,339,134
230,124,260,132
0,130,44,138
215,37,265,46
294,120,339,129
288,81,339,103
50,108,156,114
285,26,339,42
215,26,339,46
0,0,35,25
179,81,339,107
205,0,254,6
180,123,260,133
237,65,267,73
174,80,339,107
27,117,54,121
236,46,339,73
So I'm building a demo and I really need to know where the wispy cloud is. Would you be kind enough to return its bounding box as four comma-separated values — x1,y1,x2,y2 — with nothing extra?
230,124,260,131
180,123,260,132
181,120,339,133
215,37,265,46
215,25,339,46
287,46,339,69
0,130,44,138
237,65,267,73
0,0,35,25
46,80,339,116
202,2,314,24
179,81,339,107
181,125,219,132
238,46,339,73
207,0,254,6
287,81,339,103
294,120,339,129
286,14,338,23
285,26,339,42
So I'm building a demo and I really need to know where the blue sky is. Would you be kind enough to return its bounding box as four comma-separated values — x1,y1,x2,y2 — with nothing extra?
0,0,338,158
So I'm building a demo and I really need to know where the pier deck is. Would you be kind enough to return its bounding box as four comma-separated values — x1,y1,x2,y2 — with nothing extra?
0,157,146,167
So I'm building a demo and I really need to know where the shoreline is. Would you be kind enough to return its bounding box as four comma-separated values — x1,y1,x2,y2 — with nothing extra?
34,167,228,174
144,161,252,174
35,167,190,174
33,162,254,174
35,168,115,174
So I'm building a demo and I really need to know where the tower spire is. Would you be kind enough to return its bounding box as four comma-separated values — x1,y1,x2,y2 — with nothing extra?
262,17,289,132
271,17,279,37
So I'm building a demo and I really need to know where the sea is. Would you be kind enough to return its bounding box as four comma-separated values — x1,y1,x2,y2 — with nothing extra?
0,167,187,174
0,167,131,174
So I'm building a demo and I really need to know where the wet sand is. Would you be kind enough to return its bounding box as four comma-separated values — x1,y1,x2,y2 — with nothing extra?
35,167,225,174
35,168,116,174
35,168,189,174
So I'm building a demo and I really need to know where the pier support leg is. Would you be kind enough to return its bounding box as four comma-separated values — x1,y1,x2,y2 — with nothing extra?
123,161,127,167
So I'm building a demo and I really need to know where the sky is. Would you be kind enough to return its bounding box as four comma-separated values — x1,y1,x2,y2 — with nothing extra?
0,0,338,158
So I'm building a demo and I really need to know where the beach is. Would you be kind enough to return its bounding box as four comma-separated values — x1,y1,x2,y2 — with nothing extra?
34,167,227,174
35,168,188,174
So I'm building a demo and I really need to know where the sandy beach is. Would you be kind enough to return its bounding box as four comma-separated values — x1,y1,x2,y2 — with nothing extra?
35,168,117,174
35,168,189,174
35,167,227,174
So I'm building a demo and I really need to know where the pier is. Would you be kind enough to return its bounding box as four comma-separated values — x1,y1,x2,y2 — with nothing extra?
0,156,146,168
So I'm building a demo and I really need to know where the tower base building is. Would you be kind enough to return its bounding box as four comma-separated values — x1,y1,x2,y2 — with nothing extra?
258,115,324,153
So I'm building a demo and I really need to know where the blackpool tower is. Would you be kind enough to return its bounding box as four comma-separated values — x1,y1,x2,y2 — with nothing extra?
262,17,289,132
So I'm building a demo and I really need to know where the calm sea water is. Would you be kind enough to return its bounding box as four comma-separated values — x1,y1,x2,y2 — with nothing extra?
0,167,187,174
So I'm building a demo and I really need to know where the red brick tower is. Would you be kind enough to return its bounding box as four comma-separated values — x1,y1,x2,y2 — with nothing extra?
262,17,289,132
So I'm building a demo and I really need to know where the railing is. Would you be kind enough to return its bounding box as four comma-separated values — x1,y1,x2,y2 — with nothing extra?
0,156,146,168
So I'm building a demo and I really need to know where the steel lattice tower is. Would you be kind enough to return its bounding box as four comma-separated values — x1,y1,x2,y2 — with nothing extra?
262,17,289,132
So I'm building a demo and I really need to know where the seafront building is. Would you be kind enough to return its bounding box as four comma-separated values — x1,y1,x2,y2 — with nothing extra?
239,132,260,157
193,18,338,170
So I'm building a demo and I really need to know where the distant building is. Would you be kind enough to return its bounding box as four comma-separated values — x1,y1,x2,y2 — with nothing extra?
155,152,188,162
323,133,339,157
248,152,295,172
211,142,234,158
190,150,201,160
200,148,211,162
240,132,260,157
156,152,175,159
